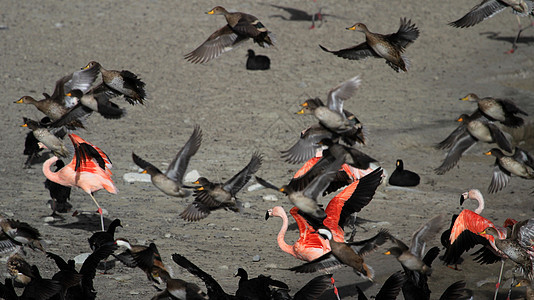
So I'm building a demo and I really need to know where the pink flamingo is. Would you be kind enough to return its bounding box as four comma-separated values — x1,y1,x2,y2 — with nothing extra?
266,206,331,262
293,156,383,242
448,196,516,300
42,134,117,231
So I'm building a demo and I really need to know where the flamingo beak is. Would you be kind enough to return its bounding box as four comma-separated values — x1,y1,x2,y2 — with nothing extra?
265,211,270,220
460,194,465,206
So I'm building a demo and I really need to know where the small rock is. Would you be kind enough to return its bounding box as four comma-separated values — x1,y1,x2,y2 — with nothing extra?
231,227,240,231
4,212,14,217
262,194,278,201
129,291,140,295
43,216,55,223
164,233,172,238
74,253,91,265
247,183,264,192
219,265,229,270
54,22,63,28
243,202,251,209
123,172,151,183
265,264,277,269
184,170,200,183
252,255,261,262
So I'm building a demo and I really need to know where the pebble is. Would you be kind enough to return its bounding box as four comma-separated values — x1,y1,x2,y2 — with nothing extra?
184,170,200,182
252,255,261,262
43,216,55,223
123,172,151,183
262,194,278,201
265,263,277,269
247,183,264,192
164,233,172,238
4,212,14,217
231,227,240,231
129,291,140,295
219,265,229,270
74,253,91,265
243,202,251,209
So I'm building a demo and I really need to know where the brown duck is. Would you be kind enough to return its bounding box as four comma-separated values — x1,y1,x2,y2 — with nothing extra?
14,67,98,128
460,93,528,127
289,228,390,281
83,61,147,105
132,126,202,197
320,18,419,72
485,147,534,193
180,152,263,221
185,6,274,64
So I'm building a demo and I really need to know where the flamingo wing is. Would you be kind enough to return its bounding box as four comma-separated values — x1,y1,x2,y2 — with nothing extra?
68,134,112,172
289,207,330,251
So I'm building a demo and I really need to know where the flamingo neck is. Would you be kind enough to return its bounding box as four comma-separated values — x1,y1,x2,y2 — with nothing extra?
472,190,485,214
275,212,297,258
42,156,62,184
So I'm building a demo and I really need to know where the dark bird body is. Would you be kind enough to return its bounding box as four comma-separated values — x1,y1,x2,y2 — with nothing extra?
246,49,270,70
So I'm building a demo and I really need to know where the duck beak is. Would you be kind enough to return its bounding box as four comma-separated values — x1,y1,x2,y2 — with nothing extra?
141,170,148,174
384,251,391,255
65,92,72,97
206,9,215,14
459,96,469,101
21,124,28,127
301,102,308,107
478,230,487,235
279,187,285,192
346,25,356,30
82,63,91,70
457,117,463,122
296,109,305,115
197,187,205,191
193,180,200,184
14,98,23,104
484,151,492,156
265,211,270,220
515,282,523,287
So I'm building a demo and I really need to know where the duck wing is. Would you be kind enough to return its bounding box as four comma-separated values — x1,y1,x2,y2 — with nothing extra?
514,147,534,169
185,25,247,64
281,124,332,164
449,0,507,28
293,274,333,300
326,76,361,115
410,214,446,258
319,43,380,60
435,132,477,175
171,253,231,299
132,152,163,174
165,126,202,184
488,160,511,193
486,123,512,152
289,252,342,273
302,158,345,201
348,229,391,255
374,271,406,300
435,124,467,150
386,18,419,50
180,202,211,222
223,152,262,196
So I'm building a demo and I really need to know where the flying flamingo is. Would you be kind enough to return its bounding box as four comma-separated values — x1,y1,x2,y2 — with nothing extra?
266,206,331,262
42,134,117,231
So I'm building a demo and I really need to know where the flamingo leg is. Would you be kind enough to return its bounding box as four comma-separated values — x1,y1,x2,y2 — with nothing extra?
494,260,505,300
331,276,340,300
89,193,105,231
508,15,534,53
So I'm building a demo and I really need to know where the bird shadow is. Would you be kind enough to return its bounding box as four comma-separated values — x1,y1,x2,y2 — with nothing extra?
480,31,534,45
49,213,113,231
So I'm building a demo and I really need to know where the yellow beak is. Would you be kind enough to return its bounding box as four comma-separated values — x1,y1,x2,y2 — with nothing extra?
296,109,305,115
206,9,215,14
384,251,391,255
197,187,205,191
457,117,463,122
83,63,91,70
460,96,469,101
21,124,28,127
484,151,492,156
346,26,356,30
141,170,148,174
15,98,23,103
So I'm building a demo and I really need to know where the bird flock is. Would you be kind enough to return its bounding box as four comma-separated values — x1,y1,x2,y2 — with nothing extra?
6,1,534,300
